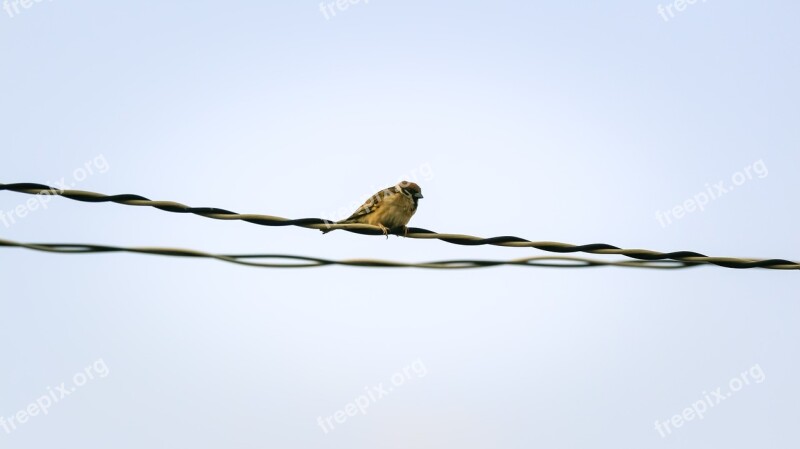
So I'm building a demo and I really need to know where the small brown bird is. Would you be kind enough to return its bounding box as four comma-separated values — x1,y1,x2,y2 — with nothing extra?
322,181,423,235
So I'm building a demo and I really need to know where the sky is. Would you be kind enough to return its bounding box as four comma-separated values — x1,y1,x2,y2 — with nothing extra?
1,1,798,448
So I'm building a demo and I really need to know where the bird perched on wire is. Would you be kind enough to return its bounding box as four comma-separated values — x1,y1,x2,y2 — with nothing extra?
321,181,423,236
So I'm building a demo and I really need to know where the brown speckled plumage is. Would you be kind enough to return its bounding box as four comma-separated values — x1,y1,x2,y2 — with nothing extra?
322,181,423,235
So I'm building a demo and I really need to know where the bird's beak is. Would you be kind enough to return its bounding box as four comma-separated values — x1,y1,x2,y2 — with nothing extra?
414,193,424,199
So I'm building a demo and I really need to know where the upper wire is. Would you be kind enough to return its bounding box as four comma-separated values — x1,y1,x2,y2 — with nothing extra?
1,182,797,270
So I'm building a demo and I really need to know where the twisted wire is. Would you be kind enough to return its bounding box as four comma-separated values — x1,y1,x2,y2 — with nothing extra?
1,182,797,270
0,238,697,269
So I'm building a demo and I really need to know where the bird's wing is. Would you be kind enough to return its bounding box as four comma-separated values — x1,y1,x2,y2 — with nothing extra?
340,185,396,222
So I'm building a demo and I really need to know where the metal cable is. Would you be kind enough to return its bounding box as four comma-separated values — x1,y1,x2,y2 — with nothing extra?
1,182,797,270
0,238,697,269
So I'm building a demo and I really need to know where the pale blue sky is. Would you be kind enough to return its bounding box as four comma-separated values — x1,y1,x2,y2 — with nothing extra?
1,1,798,448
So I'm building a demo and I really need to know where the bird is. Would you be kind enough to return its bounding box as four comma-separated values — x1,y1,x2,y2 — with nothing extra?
321,181,423,236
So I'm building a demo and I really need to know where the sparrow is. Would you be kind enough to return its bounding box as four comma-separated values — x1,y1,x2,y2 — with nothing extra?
321,181,423,236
